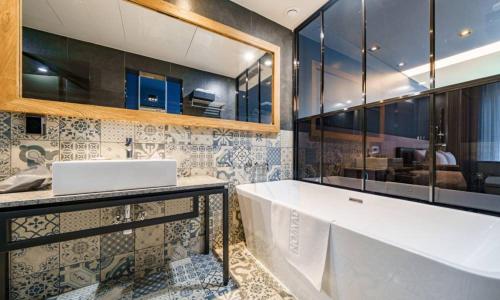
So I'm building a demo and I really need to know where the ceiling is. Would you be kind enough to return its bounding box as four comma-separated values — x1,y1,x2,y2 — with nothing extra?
230,0,328,30
23,0,266,78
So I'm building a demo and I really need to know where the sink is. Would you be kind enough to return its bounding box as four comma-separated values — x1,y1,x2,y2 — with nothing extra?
52,159,177,195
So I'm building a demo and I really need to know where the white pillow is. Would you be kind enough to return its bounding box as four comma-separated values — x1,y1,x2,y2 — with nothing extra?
435,151,449,165
441,151,457,165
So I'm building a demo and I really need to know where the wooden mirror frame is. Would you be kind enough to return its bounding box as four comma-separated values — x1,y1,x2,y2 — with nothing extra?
0,0,280,132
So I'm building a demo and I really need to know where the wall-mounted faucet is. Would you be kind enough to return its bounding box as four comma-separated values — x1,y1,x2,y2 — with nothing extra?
125,138,134,159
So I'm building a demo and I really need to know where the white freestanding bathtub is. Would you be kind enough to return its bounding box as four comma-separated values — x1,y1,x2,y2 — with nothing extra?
236,180,500,300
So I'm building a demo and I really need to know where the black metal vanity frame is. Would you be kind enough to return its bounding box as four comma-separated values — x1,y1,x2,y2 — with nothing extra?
0,185,230,299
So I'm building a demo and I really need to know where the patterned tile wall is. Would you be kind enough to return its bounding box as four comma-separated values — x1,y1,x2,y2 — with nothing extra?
0,111,293,299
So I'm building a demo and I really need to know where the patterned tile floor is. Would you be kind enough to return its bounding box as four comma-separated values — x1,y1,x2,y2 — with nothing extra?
48,243,295,300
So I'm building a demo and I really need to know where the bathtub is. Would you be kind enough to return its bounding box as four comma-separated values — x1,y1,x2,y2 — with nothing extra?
236,180,500,300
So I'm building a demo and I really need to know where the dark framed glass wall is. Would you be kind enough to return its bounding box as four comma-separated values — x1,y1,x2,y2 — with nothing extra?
294,0,500,215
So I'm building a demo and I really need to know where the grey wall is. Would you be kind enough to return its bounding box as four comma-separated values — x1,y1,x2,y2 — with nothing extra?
164,0,294,130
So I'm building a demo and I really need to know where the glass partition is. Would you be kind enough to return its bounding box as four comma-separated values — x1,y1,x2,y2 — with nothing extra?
297,117,321,182
366,0,430,102
298,16,322,118
435,0,500,88
323,0,363,112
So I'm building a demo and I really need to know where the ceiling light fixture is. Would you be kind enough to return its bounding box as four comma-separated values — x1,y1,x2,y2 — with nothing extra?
398,62,405,67
458,28,472,38
369,45,381,52
286,8,299,18
37,67,48,73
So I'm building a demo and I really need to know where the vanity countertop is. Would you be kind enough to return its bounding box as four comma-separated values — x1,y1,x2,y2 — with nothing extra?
0,175,228,209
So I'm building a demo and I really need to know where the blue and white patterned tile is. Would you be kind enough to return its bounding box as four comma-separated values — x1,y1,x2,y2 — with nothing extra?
133,143,165,159
133,267,169,299
10,243,60,278
213,129,234,150
191,254,237,298
166,258,206,300
250,132,267,147
267,165,281,182
0,111,11,142
11,213,60,241
135,246,165,278
231,145,251,170
60,236,100,266
190,145,214,176
100,142,127,160
11,113,59,141
101,120,134,143
281,147,293,165
10,268,60,300
214,146,233,168
48,283,99,300
191,127,213,146
100,252,135,282
60,141,100,161
164,239,190,263
59,260,100,294
59,117,100,142
166,125,191,146
280,130,293,148
96,275,134,299
165,145,191,177
134,124,166,144
281,163,293,180
11,140,59,174
266,132,281,148
101,231,134,258
266,147,281,166
231,131,251,147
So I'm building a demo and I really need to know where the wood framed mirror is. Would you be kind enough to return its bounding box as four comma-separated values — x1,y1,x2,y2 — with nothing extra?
0,0,280,132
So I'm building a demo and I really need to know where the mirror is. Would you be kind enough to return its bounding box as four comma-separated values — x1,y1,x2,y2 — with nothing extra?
21,0,275,125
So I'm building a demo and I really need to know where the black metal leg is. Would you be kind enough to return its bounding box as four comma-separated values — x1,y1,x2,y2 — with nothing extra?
0,252,7,300
204,195,210,255
223,189,229,285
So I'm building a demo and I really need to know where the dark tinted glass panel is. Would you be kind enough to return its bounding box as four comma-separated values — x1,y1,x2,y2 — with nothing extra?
323,0,363,112
366,0,430,102
365,97,431,201
322,110,363,189
260,54,273,124
297,117,321,182
247,64,260,123
298,16,321,118
436,0,500,87
434,82,500,212
237,75,247,121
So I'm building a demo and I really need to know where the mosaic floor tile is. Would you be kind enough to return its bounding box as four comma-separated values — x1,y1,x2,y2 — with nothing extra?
60,260,100,293
11,213,60,241
167,258,206,300
101,120,134,143
60,141,100,161
135,246,165,278
133,267,169,299
165,219,190,244
60,209,100,233
10,268,59,300
134,143,165,159
134,201,165,221
95,275,134,299
165,197,193,216
59,117,100,142
48,283,99,300
134,124,166,143
101,253,135,282
60,236,100,266
101,231,134,257
11,113,59,140
10,140,59,174
164,239,190,262
100,142,127,160
10,243,60,278
135,225,164,250
191,254,237,298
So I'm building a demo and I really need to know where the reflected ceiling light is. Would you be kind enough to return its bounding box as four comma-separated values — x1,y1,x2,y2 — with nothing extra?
419,81,427,86
286,8,299,17
264,59,272,66
335,103,345,107
458,28,473,38
244,52,254,62
369,45,380,52
343,108,348,111
398,62,405,67
37,66,48,73
346,100,352,104
402,40,500,77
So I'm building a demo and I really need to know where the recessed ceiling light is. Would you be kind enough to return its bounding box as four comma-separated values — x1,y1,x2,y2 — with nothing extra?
286,8,299,18
264,59,272,66
458,28,472,38
244,52,254,62
398,62,405,67
369,45,381,52
37,67,48,73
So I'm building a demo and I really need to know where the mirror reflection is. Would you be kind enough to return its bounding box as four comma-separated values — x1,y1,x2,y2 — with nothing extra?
22,0,273,123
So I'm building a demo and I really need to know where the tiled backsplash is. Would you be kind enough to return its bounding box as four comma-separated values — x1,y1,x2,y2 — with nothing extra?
0,111,293,299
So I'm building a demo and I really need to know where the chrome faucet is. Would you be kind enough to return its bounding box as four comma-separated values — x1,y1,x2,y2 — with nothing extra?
125,138,133,159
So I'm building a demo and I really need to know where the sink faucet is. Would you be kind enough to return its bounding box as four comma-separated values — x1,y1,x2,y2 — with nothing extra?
125,138,133,159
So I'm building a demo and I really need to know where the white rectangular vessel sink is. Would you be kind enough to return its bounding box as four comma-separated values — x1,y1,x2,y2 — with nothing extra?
52,159,177,196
